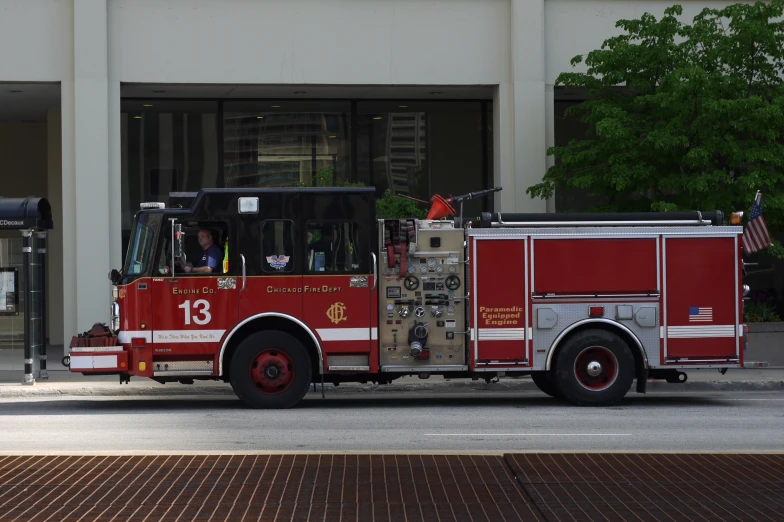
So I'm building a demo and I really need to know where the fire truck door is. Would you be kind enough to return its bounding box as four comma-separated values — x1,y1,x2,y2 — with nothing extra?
302,220,373,360
151,222,238,365
663,236,738,360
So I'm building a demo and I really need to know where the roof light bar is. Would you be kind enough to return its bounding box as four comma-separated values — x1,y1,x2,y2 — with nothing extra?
140,202,166,210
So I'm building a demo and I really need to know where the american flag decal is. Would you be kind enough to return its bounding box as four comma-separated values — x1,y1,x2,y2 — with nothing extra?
689,306,713,322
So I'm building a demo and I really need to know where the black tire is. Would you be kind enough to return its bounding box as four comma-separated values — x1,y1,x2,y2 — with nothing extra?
552,328,635,406
229,330,313,409
530,371,562,398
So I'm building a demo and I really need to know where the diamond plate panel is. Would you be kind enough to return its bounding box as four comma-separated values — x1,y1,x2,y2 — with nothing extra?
152,360,213,373
328,354,369,367
531,302,660,369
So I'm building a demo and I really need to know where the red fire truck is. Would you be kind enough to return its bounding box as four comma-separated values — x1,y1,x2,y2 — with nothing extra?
66,186,760,408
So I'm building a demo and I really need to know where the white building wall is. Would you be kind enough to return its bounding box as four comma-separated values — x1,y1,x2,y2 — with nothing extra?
4,0,746,343
108,0,512,85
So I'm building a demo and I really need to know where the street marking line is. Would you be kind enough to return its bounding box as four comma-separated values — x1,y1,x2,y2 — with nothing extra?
424,433,632,437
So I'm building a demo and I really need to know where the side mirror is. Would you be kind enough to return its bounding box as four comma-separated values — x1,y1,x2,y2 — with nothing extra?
108,269,121,284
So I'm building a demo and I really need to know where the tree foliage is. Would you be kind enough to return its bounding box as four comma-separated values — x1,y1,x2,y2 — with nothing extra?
528,1,784,256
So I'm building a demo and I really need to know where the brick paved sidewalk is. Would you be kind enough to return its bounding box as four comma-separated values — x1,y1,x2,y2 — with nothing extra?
1,453,782,521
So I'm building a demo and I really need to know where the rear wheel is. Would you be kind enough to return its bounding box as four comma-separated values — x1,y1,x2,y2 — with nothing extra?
230,330,312,409
553,329,635,406
530,371,562,398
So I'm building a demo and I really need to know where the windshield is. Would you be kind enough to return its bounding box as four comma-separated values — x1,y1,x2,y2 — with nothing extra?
123,216,156,275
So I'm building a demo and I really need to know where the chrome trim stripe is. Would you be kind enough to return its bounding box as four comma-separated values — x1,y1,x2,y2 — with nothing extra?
734,235,739,358
656,236,661,293
69,347,124,353
530,238,535,299
117,330,152,343
524,236,530,365
381,365,468,372
472,238,479,365
218,313,324,376
667,325,736,338
467,226,742,237
662,237,668,360
316,328,378,341
153,370,213,376
545,318,649,371
328,366,370,371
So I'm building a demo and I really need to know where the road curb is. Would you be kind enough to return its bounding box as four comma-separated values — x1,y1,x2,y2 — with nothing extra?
0,378,782,398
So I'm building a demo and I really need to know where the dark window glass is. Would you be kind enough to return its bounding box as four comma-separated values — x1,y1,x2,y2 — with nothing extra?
121,100,220,263
261,220,295,273
305,221,361,273
355,101,489,218
223,101,351,188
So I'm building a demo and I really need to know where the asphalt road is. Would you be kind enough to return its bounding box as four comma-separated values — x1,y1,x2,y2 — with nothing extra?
2,391,784,454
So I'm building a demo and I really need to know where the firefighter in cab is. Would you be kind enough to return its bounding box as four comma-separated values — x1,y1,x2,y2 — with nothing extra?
184,229,222,274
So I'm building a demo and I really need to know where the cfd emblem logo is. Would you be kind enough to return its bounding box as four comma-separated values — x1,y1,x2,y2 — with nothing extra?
327,302,347,324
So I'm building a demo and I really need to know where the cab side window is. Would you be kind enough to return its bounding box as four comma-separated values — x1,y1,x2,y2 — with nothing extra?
261,220,295,273
179,223,228,275
306,221,361,273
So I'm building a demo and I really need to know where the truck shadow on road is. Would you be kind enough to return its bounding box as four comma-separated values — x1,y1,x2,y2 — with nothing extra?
0,393,749,416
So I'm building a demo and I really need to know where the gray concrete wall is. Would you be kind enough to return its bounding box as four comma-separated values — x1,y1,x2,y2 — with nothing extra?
747,323,784,367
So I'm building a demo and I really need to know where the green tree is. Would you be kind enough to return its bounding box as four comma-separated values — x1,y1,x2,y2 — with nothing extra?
527,1,784,256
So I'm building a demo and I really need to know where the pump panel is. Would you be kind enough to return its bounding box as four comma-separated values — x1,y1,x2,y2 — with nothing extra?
378,220,467,371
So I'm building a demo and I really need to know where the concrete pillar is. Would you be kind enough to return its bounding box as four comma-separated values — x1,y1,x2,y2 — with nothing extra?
108,78,122,271
503,0,546,213
46,108,64,346
63,0,111,333
545,84,556,213
493,82,517,213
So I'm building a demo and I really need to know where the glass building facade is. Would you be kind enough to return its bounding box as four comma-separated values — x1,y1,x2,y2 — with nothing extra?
120,98,493,262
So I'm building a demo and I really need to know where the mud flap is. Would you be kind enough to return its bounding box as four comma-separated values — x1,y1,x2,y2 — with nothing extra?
636,366,648,393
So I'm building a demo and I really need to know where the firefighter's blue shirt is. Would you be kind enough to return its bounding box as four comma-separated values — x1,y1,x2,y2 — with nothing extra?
196,244,223,271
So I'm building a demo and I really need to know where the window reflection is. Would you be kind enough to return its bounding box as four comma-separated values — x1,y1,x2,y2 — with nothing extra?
121,100,219,257
223,101,351,188
120,98,492,265
357,101,487,218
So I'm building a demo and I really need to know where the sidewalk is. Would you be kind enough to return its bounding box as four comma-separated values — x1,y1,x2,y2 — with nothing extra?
1,365,782,398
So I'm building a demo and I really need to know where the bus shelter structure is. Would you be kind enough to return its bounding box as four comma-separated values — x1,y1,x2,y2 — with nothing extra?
0,196,53,385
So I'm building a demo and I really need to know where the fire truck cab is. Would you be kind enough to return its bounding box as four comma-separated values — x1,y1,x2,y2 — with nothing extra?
67,186,758,408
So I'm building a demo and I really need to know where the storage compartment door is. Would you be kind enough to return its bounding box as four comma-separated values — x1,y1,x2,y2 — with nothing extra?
472,238,529,366
664,237,738,360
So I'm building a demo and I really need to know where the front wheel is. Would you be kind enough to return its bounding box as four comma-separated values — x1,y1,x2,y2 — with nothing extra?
230,330,313,409
553,329,635,406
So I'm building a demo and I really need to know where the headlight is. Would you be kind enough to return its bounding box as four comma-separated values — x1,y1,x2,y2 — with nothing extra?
110,300,120,332
743,284,750,297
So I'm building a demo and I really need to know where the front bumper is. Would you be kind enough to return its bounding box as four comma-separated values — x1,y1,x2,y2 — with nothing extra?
68,351,129,372
67,323,126,373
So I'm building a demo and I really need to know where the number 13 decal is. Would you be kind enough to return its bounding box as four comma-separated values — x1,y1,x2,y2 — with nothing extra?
179,299,212,325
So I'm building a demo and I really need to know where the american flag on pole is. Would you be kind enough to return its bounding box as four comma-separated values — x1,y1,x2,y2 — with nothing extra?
742,191,772,254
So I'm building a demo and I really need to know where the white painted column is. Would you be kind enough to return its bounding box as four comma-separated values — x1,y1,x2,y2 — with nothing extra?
509,0,547,214
493,82,517,213
61,79,77,346
108,78,122,271
69,0,111,330
545,83,556,213
46,108,64,347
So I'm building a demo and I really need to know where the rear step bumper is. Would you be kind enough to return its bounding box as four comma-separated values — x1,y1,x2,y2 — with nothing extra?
67,350,128,372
